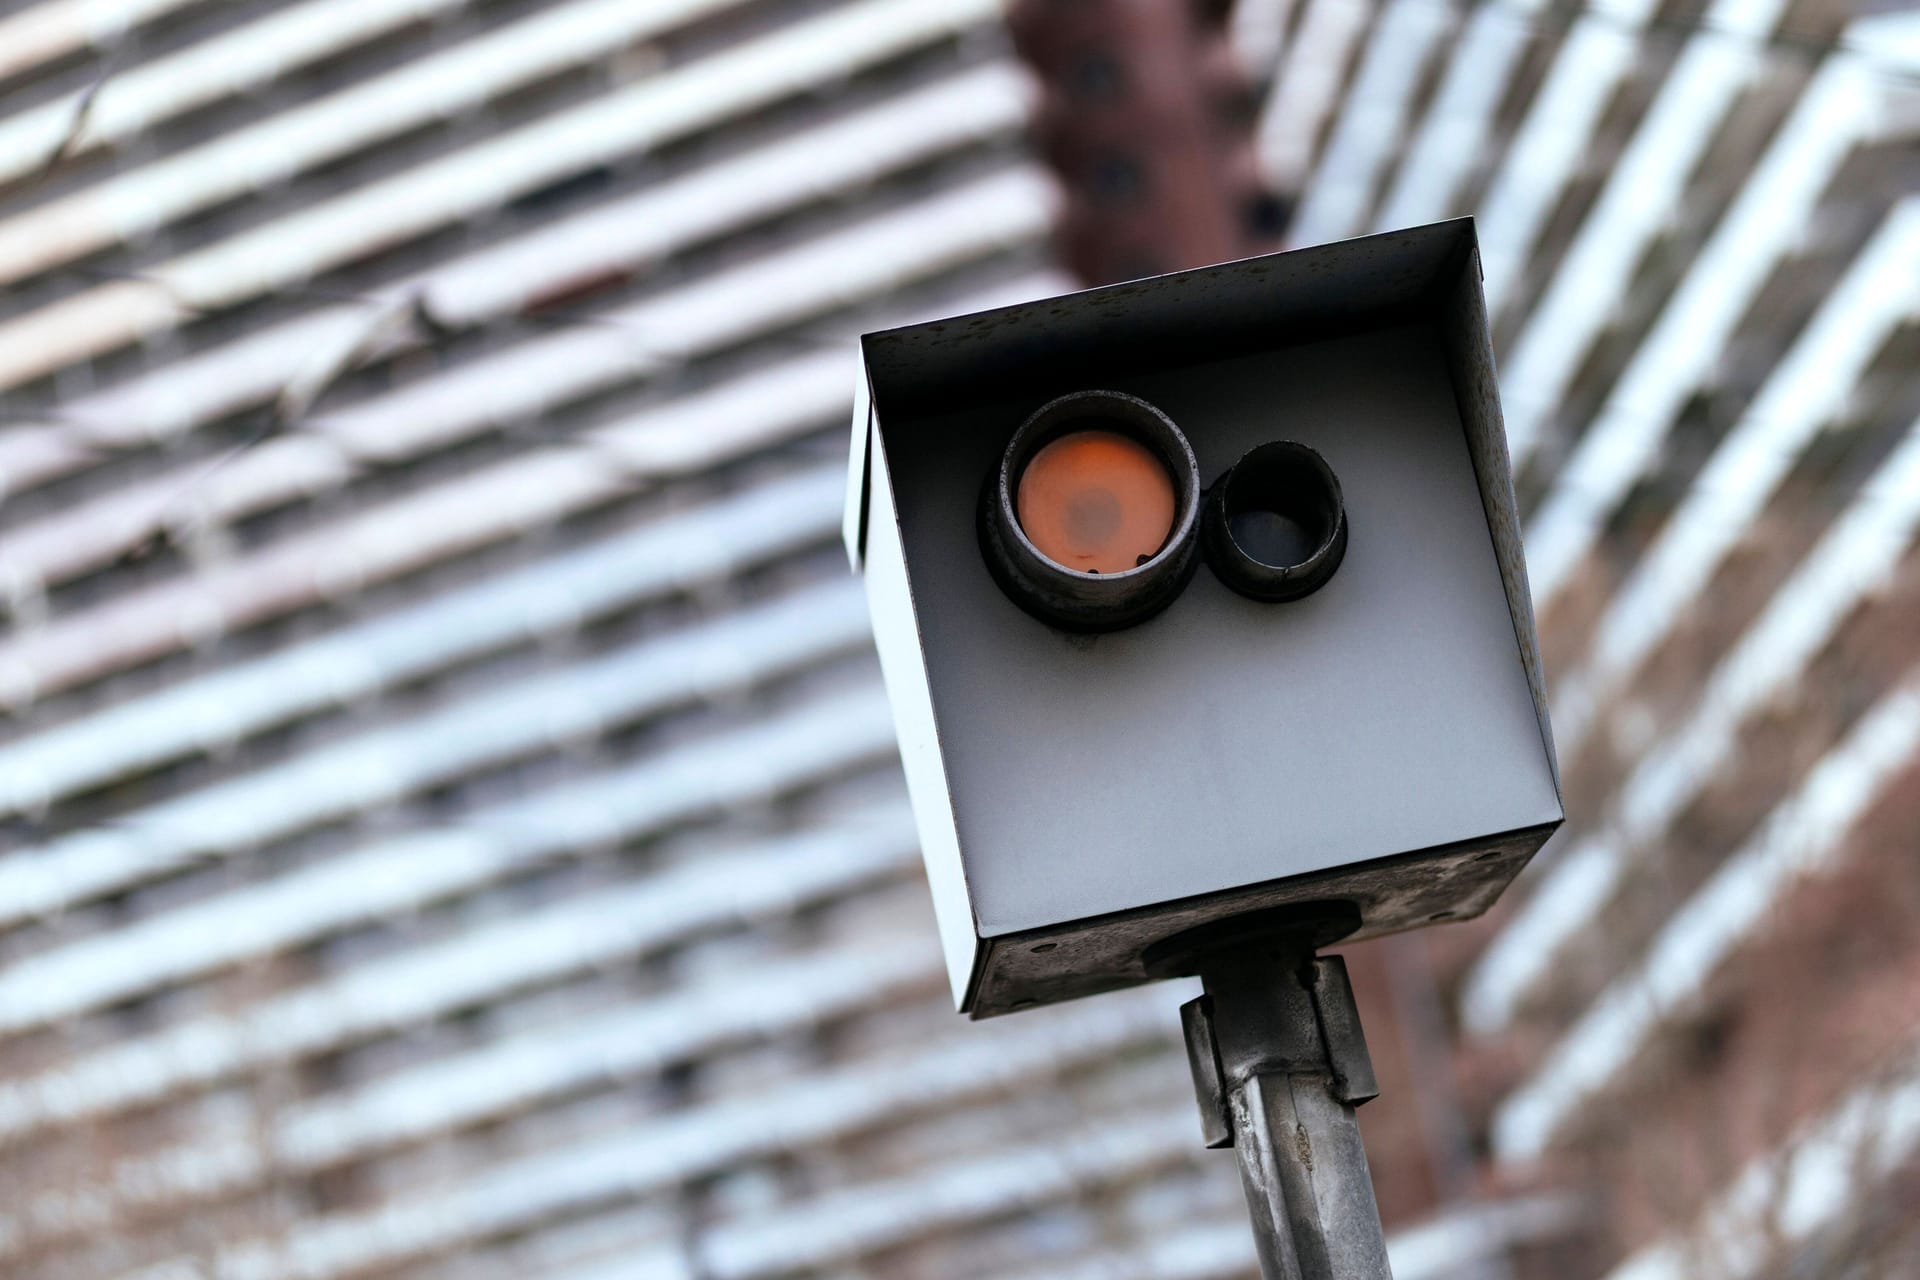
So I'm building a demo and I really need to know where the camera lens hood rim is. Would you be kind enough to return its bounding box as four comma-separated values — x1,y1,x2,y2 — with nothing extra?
981,389,1202,633
1202,438,1348,603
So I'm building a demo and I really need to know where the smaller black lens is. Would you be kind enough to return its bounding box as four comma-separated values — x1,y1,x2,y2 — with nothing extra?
1203,441,1347,602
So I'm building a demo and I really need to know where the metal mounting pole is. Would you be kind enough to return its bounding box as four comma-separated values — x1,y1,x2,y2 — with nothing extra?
1175,935,1394,1280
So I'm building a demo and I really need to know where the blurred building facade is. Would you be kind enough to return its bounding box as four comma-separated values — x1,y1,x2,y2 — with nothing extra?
0,0,1912,1278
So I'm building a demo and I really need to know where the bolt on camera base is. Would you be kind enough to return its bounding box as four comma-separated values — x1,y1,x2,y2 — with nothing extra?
1151,908,1393,1280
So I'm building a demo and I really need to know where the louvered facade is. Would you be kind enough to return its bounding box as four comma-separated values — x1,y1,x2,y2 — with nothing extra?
0,0,1912,1277
1253,0,1918,1274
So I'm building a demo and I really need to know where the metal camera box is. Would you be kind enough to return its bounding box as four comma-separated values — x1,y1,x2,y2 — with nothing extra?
845,219,1563,1017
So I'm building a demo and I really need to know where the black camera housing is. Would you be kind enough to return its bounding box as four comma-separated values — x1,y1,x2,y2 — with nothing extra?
846,220,1563,1017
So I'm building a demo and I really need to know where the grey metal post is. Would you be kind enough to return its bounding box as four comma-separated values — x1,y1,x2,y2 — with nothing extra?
1178,940,1394,1280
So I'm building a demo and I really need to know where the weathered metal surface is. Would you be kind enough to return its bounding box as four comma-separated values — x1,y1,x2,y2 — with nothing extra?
969,820,1553,1018
1144,901,1363,979
1434,241,1560,797
1309,957,1379,1106
1181,995,1234,1149
1231,1074,1315,1280
1243,1071,1394,1280
1191,940,1394,1279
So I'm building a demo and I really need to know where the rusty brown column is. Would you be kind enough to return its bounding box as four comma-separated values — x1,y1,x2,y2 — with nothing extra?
1006,0,1283,284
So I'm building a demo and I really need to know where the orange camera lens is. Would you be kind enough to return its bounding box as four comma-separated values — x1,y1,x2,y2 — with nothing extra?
1015,429,1176,575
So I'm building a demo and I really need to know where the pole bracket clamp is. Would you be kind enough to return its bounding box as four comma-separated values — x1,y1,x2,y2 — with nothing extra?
1179,954,1378,1149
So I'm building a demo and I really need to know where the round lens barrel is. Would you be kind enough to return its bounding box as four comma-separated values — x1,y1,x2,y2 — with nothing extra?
1016,429,1176,575
981,390,1201,632
1203,440,1347,602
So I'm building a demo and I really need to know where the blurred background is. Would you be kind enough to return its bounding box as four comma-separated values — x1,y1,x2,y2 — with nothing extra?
0,0,1913,1276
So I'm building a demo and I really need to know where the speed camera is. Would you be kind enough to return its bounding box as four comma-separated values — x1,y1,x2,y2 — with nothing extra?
844,219,1563,1017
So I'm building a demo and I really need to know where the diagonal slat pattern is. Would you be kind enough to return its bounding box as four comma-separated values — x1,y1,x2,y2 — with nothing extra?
1,0,1916,1275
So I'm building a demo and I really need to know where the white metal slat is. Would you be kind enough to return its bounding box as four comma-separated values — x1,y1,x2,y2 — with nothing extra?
0,0,211,85
1551,202,1920,758
0,0,741,286
1494,674,1920,1159
1285,0,1459,247
1013,1224,1257,1280
1521,43,1909,606
3,934,943,1254
0,0,1006,391
0,584,874,1005
319,171,1052,463
0,60,1034,493
0,712,908,1144
0,465,848,814
209,1035,1192,1280
422,68,1036,328
1603,1034,1920,1280
0,0,481,188
272,937,937,1167
566,1196,1583,1280
0,627,893,938
0,184,1053,707
1368,0,1542,231
1463,411,1920,1034
0,170,1054,614
1257,0,1380,195
0,275,1073,812
697,1114,1196,1280
1498,0,1794,467
1475,0,1663,313
1230,0,1295,76
1017,1200,1582,1280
